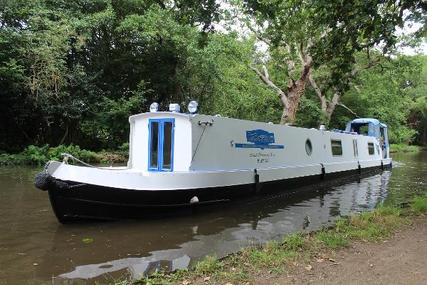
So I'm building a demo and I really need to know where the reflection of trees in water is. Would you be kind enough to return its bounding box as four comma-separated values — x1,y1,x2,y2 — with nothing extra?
329,199,341,217
38,171,393,283
384,153,427,206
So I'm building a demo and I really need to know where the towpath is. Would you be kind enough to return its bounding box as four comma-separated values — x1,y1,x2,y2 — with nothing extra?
255,217,427,285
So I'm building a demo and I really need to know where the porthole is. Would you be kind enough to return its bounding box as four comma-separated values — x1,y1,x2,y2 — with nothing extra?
305,139,313,156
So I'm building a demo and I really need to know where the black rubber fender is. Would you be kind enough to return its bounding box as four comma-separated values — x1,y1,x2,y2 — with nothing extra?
34,172,52,191
35,172,70,191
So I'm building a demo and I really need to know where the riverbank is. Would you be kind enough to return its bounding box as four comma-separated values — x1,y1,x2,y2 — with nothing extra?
389,143,424,153
118,194,427,285
0,144,128,166
266,216,427,285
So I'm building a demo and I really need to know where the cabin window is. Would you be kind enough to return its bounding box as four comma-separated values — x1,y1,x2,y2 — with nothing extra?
305,139,313,156
359,125,369,135
353,139,358,157
368,142,375,155
162,121,173,169
149,121,159,169
331,139,343,156
148,119,175,171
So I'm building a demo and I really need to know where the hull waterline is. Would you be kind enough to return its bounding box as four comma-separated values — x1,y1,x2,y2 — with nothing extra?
41,164,390,223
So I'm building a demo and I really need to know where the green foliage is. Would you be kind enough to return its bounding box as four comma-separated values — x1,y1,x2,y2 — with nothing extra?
316,231,349,249
204,36,282,122
47,144,100,162
331,206,405,242
0,0,225,151
0,153,28,166
390,144,421,153
22,145,50,165
281,233,306,251
237,240,300,275
407,55,427,145
0,144,108,165
411,195,427,214
332,55,423,144
294,95,324,127
118,142,129,153
194,256,223,275
0,0,425,152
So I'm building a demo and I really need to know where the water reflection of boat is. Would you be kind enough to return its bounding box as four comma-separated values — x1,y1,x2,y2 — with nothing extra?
34,101,392,222
36,171,391,284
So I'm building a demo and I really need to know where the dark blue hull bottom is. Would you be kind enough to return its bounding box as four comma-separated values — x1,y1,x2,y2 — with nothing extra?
46,164,391,223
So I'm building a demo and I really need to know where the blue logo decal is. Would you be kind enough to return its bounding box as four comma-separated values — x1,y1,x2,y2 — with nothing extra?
235,129,284,150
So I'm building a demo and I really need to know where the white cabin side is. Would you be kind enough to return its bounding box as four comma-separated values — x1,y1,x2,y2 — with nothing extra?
127,112,386,174
189,115,383,172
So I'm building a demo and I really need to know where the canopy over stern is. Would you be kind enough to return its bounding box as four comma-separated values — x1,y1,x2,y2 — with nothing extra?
345,118,389,158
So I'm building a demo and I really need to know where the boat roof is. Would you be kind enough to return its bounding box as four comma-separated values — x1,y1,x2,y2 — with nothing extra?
349,118,387,128
129,112,190,122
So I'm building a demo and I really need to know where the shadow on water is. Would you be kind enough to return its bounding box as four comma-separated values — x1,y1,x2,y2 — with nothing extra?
0,151,426,285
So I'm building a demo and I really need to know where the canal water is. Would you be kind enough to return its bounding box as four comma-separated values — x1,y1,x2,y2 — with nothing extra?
0,152,426,285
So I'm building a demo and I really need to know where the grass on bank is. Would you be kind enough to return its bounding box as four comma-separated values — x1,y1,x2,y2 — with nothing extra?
116,194,427,285
389,143,422,153
0,144,128,166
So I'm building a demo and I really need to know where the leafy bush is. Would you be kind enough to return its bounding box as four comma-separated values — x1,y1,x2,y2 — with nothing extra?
118,142,129,153
22,145,50,165
0,153,28,165
390,144,421,153
47,144,100,163
0,144,102,165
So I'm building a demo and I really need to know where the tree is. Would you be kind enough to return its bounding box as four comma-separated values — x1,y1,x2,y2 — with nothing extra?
331,55,422,144
239,0,319,124
0,0,224,151
240,0,426,124
407,56,427,145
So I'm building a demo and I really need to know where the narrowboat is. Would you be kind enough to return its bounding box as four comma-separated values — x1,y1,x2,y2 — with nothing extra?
34,101,392,223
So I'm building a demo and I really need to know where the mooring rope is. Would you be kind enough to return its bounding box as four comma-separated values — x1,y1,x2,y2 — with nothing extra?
61,153,96,168
61,153,125,170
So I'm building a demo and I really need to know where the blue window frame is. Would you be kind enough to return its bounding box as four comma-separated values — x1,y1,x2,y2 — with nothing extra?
148,118,175,171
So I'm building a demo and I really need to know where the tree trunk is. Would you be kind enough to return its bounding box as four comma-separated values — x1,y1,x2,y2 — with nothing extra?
251,55,311,125
324,92,340,123
281,80,306,124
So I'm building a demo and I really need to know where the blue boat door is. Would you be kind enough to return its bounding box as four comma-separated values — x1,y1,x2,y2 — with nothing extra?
148,118,175,171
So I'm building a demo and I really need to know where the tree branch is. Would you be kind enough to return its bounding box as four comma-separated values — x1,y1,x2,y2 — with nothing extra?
338,102,358,117
308,72,323,100
250,64,289,108
250,65,285,95
245,22,271,45
331,90,340,105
